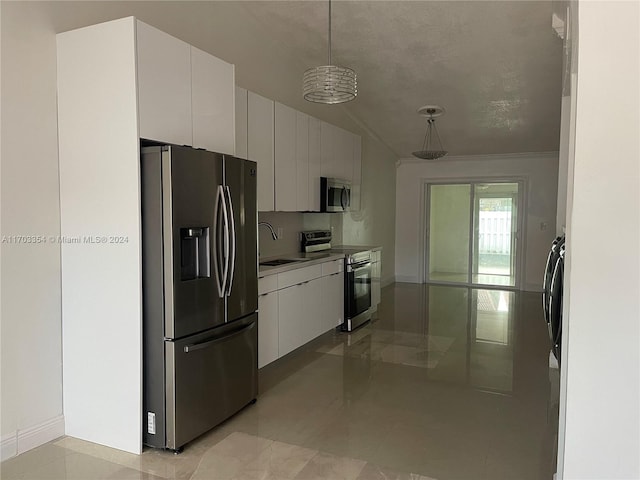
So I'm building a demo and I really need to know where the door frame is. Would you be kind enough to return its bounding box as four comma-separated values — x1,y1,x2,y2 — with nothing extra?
419,176,528,290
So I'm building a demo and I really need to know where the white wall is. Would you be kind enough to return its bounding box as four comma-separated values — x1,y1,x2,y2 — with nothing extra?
395,153,558,290
1,2,64,458
556,95,570,234
342,136,397,285
558,1,639,478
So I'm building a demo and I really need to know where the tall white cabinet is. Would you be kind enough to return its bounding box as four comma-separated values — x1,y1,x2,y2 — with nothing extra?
56,17,236,455
274,102,297,211
247,91,275,211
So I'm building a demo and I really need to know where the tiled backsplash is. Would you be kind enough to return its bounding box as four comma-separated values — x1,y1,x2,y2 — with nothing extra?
258,212,343,258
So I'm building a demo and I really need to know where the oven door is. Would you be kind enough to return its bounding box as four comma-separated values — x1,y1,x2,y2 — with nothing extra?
346,261,371,319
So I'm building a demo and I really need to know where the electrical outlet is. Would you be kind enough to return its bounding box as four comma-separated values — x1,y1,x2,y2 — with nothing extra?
147,412,156,434
540,222,548,231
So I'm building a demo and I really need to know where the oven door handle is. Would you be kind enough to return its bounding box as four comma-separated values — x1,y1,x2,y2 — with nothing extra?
348,261,371,272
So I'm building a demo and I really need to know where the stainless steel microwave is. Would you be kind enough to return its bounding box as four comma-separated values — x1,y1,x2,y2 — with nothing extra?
321,177,351,212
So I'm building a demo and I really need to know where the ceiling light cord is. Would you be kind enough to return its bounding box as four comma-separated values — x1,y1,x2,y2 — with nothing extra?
328,0,332,66
302,0,357,104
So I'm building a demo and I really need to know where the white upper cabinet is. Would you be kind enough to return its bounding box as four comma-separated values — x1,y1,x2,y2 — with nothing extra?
274,102,297,211
320,121,335,178
248,91,274,211
351,133,362,211
136,21,192,146
308,116,322,212
320,122,357,184
191,46,235,154
235,87,248,159
136,21,235,153
334,126,354,182
241,91,360,213
296,112,310,212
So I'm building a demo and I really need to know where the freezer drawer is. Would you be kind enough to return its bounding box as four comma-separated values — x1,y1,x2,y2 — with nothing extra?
165,314,257,450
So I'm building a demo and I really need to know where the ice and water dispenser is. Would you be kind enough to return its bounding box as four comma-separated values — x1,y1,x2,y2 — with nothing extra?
180,227,210,281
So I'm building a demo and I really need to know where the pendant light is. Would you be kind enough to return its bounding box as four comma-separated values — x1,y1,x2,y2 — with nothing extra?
412,105,448,160
303,0,357,104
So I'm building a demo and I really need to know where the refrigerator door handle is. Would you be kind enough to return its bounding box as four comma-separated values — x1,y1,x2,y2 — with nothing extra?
183,321,255,353
213,185,229,298
225,186,236,297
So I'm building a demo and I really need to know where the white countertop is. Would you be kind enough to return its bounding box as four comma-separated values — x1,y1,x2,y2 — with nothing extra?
258,251,345,277
258,244,381,277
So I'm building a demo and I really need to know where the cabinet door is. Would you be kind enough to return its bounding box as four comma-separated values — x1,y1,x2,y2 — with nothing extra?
322,272,344,331
306,277,325,341
278,284,304,357
235,87,248,159
334,127,353,182
191,46,235,154
296,112,310,212
308,116,322,211
274,102,297,211
351,134,362,211
320,121,335,178
258,292,279,368
136,21,192,145
248,91,274,211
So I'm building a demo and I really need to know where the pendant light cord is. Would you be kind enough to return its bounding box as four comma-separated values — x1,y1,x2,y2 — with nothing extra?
328,0,332,65
421,116,445,151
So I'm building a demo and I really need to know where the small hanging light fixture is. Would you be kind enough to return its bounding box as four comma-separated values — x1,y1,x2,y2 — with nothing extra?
303,0,357,104
412,105,448,160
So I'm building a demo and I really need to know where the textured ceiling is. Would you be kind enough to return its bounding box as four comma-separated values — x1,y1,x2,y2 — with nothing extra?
237,1,564,158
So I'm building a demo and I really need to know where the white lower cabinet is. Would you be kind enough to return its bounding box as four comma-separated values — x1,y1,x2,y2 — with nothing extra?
322,272,344,332
258,291,279,368
258,258,344,367
277,282,306,357
278,277,323,357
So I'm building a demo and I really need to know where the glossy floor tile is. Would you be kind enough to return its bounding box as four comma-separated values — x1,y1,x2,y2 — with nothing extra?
1,283,558,480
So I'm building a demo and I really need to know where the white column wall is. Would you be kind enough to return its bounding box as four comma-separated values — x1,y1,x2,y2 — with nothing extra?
558,1,639,478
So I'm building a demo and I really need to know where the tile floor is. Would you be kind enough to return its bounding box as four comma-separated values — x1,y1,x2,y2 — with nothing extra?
1,283,559,480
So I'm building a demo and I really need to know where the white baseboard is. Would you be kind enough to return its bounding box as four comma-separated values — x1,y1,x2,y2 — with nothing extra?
1,415,65,461
394,275,418,283
1,433,17,462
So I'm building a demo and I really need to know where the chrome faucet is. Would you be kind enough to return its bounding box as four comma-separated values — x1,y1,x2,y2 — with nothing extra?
258,222,278,240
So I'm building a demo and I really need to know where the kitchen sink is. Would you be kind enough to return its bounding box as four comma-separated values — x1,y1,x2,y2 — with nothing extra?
259,258,310,266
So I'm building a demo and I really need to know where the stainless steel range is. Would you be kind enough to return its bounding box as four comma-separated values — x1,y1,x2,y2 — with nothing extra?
301,231,372,331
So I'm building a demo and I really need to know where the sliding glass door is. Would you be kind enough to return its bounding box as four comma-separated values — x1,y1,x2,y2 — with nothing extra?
426,181,520,287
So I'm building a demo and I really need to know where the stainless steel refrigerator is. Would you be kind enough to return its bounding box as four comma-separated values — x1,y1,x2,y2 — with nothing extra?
141,145,258,451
